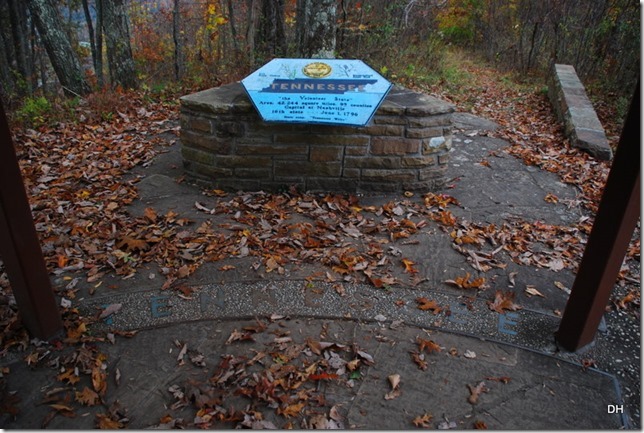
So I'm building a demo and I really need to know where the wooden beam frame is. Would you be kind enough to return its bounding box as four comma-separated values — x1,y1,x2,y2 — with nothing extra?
0,99,62,339
556,81,640,351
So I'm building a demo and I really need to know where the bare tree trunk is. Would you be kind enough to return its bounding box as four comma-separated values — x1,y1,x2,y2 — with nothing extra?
0,27,15,99
0,0,16,98
102,0,137,89
226,0,240,59
246,0,261,68
8,0,33,94
256,0,285,59
28,0,90,96
173,0,182,80
30,20,41,94
26,21,49,96
296,0,336,58
81,0,98,88
95,0,103,88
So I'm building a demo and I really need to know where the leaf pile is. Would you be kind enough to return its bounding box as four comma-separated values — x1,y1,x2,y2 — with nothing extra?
12,94,177,283
17,302,138,428
0,90,171,426
160,320,376,428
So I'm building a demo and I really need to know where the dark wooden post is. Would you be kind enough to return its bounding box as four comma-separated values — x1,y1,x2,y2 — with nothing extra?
0,99,63,339
556,81,640,351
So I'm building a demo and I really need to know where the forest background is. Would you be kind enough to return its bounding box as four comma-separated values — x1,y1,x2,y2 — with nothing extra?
0,0,640,128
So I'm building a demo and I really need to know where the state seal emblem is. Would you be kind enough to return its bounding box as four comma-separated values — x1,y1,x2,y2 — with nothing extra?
302,62,332,78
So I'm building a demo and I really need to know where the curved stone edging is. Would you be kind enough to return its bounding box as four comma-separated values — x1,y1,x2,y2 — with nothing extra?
81,280,562,355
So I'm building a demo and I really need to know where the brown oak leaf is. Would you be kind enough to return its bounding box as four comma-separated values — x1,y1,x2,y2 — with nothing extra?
487,290,523,313
415,298,442,314
412,412,433,428
75,386,100,406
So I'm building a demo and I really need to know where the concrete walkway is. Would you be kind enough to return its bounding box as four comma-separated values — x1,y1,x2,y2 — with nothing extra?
0,113,637,429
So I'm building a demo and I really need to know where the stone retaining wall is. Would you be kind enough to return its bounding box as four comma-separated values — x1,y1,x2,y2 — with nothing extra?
548,64,612,160
179,83,454,192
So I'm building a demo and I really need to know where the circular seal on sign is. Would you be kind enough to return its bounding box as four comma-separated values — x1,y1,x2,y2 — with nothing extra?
303,62,332,78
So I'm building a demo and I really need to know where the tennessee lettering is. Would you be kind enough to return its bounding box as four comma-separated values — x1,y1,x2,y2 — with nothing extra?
269,82,364,92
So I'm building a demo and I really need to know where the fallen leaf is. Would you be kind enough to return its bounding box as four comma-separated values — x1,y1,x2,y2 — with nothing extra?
176,265,191,279
356,350,375,365
544,193,559,203
144,207,157,222
277,401,305,418
57,369,80,385
333,283,346,296
467,381,488,404
194,201,214,213
438,419,458,429
508,271,518,287
49,403,75,412
385,373,402,400
444,273,486,289
410,351,428,370
92,366,107,396
177,343,188,363
412,412,433,428
463,350,476,359
388,373,401,389
98,303,122,320
547,258,565,272
66,322,87,341
524,285,545,298
306,338,322,355
309,372,339,381
485,376,511,384
95,413,123,429
75,387,100,406
487,290,523,313
402,258,419,274
417,337,441,354
416,298,442,314
116,236,149,252
473,420,488,429
211,189,227,197
554,281,571,294
616,291,638,309
581,358,597,370
225,329,254,344
308,413,342,429
347,358,360,371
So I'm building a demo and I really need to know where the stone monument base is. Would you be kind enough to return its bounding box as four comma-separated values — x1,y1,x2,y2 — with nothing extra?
179,83,454,193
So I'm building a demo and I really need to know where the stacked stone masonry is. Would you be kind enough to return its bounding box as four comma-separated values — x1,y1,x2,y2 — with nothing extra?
180,82,455,193
548,64,612,161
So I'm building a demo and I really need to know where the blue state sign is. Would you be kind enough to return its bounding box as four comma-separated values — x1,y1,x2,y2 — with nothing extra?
241,58,392,126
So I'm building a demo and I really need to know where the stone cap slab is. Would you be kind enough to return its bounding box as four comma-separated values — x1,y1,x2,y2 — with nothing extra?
180,83,455,121
378,86,455,116
180,83,254,114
